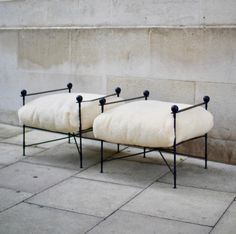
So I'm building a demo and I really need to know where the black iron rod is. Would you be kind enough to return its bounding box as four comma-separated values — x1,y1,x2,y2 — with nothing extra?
102,95,145,106
24,87,69,96
101,140,104,173
73,134,82,168
25,136,69,147
82,93,117,103
105,149,156,161
174,102,205,114
159,151,174,175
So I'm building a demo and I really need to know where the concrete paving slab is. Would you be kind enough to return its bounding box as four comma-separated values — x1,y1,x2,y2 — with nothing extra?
0,162,76,193
88,210,211,234
0,143,45,165
2,130,67,148
0,123,24,139
0,203,101,234
160,157,236,193
0,187,32,212
113,146,186,165
28,177,141,217
77,159,168,188
23,142,102,170
122,182,235,226
212,201,236,234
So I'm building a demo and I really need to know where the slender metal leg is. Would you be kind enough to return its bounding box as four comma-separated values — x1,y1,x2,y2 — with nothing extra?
143,147,146,158
117,144,120,153
79,132,82,168
73,134,82,168
68,133,71,144
205,133,208,169
101,140,104,173
23,125,26,156
173,141,177,189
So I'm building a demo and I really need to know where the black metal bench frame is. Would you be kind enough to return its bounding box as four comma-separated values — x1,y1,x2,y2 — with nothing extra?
20,83,121,168
98,91,210,189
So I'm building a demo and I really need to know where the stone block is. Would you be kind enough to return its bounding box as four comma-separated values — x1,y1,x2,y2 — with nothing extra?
0,203,101,234
18,30,70,72
196,82,236,141
107,76,195,103
122,182,235,226
28,177,141,217
202,0,236,25
150,28,236,84
177,137,236,165
88,210,211,234
111,0,201,26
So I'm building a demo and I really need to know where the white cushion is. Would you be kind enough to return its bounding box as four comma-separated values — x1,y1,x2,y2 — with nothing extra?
18,93,121,133
93,100,214,148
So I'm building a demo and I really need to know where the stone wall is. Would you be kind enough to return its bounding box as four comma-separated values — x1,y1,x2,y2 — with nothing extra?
0,0,235,164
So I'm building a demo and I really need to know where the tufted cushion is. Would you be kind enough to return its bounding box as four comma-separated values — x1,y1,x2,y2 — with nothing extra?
93,100,214,148
18,93,121,133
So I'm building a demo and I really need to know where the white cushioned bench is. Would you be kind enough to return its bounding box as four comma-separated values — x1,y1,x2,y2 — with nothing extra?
93,96,214,188
18,83,122,169
18,93,121,134
93,100,214,148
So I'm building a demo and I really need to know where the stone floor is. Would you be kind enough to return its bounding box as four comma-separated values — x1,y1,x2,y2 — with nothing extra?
0,123,235,234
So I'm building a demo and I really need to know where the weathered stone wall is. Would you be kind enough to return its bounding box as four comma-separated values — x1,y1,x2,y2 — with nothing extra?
0,0,235,164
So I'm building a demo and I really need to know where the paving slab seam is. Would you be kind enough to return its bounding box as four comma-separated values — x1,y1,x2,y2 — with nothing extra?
156,181,236,195
84,174,166,233
120,209,213,228
0,169,80,214
24,201,103,219
73,176,143,189
208,196,236,233
20,159,92,172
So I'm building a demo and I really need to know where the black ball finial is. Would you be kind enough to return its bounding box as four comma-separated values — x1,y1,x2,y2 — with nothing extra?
171,105,179,114
67,83,73,90
76,95,83,103
143,90,150,99
203,96,210,103
99,98,106,106
21,89,27,97
115,87,121,97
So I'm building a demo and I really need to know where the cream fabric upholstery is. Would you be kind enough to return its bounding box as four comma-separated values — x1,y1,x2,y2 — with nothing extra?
18,93,121,133
93,100,214,148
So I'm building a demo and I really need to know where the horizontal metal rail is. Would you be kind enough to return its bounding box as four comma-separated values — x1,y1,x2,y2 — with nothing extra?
82,93,117,103
102,95,145,106
23,87,69,97
174,102,205,114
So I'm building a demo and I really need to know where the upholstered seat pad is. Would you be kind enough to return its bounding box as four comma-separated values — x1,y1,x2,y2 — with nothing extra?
18,93,121,133
93,100,214,148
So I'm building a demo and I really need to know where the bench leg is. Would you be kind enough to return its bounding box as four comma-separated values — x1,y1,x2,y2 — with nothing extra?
73,134,83,168
173,140,177,189
101,140,104,173
143,147,146,158
205,133,208,169
23,125,26,156
117,144,120,153
68,133,71,144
